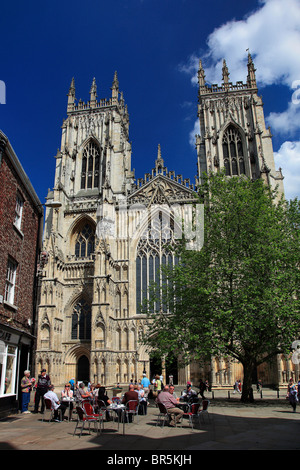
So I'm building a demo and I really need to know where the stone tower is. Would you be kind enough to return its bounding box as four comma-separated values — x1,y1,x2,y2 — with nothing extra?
35,74,197,386
196,54,284,196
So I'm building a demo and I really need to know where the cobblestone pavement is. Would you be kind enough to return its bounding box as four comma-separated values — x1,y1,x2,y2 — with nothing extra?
0,389,299,451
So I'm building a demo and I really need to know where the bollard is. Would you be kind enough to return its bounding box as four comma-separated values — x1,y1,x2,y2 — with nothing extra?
228,391,230,399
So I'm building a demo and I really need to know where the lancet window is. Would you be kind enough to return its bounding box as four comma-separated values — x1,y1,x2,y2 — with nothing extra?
136,211,179,314
75,223,95,258
71,299,91,340
222,126,246,176
81,141,100,189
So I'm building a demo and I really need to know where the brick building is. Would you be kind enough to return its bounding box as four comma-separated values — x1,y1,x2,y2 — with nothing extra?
0,130,43,418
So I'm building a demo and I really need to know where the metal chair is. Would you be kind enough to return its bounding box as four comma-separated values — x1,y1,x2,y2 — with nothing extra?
82,400,104,430
184,402,201,430
42,398,62,422
198,399,210,424
73,405,101,437
124,400,139,424
156,402,169,427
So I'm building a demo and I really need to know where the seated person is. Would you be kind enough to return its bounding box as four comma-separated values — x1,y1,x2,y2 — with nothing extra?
44,385,67,422
76,382,92,402
122,384,139,422
61,383,74,413
181,382,198,402
98,386,111,421
157,385,184,427
137,384,147,415
169,385,179,402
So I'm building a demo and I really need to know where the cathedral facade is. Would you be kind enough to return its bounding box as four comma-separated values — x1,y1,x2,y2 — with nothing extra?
36,56,295,389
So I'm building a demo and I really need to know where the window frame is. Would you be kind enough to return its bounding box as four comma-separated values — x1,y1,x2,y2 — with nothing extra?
80,141,101,190
222,125,246,177
4,258,18,306
14,193,24,231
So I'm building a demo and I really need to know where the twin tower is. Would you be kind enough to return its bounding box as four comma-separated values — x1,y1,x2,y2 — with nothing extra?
35,56,284,388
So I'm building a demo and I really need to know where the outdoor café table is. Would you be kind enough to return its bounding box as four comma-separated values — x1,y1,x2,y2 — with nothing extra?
61,397,75,421
177,400,190,413
107,404,126,434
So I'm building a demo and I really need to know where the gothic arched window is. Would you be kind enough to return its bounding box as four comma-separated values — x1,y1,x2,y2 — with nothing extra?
71,299,91,340
222,126,246,176
75,223,95,258
136,211,179,314
81,141,100,189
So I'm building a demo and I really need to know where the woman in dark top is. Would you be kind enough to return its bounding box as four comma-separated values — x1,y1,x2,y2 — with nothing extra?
98,387,111,420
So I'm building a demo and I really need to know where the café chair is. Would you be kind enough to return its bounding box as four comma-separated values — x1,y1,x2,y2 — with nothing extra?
73,405,101,437
42,398,62,423
82,400,104,430
198,399,210,424
183,402,201,430
156,402,169,428
124,400,139,424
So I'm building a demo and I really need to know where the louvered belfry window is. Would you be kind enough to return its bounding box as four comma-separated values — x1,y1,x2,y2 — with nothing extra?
222,126,246,176
81,141,100,189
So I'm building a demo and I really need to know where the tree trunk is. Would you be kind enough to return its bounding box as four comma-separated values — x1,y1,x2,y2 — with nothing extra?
241,362,255,402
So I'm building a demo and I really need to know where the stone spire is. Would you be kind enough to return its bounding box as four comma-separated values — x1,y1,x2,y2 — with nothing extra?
111,71,119,100
67,77,76,112
222,59,230,90
247,52,257,89
89,77,97,107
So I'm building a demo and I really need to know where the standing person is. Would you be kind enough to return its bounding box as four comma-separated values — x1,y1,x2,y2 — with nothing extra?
69,377,75,392
44,385,67,422
33,369,51,414
155,375,162,395
20,370,35,414
198,379,206,399
287,378,298,413
141,373,150,400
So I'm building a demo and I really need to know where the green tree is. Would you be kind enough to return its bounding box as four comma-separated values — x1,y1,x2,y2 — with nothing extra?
142,172,300,402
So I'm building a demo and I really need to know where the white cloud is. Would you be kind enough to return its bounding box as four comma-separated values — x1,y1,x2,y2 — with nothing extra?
183,0,300,198
189,120,200,147
202,0,300,88
267,100,300,138
274,141,300,199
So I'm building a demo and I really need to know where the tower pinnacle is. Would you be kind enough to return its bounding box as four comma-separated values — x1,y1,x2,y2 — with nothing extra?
67,77,76,112
247,52,257,89
89,77,97,107
111,71,119,100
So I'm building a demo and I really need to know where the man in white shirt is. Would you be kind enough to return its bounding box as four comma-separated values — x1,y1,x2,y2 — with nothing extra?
44,385,67,422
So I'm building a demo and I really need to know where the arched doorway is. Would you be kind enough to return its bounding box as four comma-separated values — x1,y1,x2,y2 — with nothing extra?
165,352,178,385
77,355,90,383
150,355,162,381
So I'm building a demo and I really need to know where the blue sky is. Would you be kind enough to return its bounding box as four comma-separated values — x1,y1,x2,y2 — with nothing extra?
1,0,299,202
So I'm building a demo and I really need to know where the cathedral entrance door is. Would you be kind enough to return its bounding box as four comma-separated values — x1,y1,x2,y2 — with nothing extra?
77,355,90,384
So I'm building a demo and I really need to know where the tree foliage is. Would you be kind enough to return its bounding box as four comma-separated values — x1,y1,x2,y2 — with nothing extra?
142,172,300,401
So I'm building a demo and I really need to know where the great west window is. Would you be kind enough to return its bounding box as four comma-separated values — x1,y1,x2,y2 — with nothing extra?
136,211,179,314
